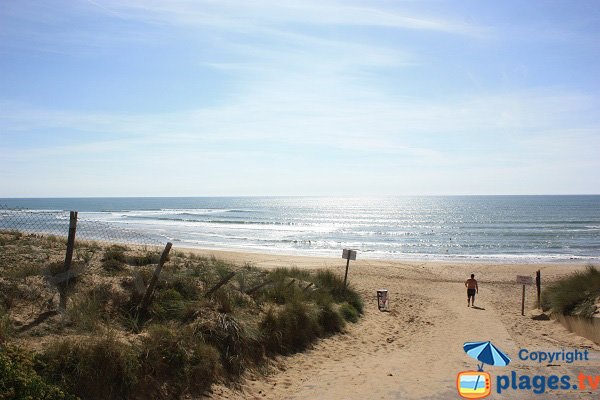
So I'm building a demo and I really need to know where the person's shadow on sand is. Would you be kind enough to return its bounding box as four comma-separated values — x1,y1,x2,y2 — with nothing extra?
471,306,486,310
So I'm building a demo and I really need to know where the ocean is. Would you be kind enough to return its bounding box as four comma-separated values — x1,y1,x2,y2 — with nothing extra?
1,196,599,262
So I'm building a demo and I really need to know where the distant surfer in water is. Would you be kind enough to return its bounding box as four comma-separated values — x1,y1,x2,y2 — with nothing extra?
465,274,478,307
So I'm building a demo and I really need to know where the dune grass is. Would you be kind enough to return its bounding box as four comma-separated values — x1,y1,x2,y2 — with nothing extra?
541,265,600,318
0,232,364,399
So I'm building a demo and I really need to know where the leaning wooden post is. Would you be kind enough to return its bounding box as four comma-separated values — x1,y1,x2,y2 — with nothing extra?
535,270,541,309
246,279,273,295
285,279,296,288
59,211,78,312
138,242,172,319
204,272,236,298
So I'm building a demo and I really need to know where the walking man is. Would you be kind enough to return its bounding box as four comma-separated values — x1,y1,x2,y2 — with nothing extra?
465,274,478,307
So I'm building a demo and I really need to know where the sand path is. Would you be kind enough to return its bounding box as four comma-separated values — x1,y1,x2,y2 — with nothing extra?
234,282,515,399
193,251,599,400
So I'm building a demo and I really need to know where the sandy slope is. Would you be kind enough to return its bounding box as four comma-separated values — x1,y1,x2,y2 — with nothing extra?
184,250,599,400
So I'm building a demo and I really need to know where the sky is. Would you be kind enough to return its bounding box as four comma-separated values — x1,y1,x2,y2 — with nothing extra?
1,0,599,197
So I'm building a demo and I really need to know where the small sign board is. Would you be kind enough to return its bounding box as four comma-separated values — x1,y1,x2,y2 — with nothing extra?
342,249,357,260
516,275,533,285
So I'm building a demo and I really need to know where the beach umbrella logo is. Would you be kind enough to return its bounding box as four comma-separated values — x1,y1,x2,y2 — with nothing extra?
463,341,511,371
456,341,511,399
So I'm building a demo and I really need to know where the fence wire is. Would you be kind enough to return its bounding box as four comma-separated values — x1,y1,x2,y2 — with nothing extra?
0,205,164,248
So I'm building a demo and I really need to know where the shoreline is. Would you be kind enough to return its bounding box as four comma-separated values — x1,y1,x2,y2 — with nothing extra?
170,243,598,268
172,241,600,265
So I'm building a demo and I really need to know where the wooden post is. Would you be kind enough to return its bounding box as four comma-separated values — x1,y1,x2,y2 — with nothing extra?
535,270,541,309
246,279,273,295
341,249,357,291
285,279,296,288
204,272,236,298
521,285,526,316
303,282,314,292
343,257,350,289
137,242,172,319
63,211,78,272
59,211,77,312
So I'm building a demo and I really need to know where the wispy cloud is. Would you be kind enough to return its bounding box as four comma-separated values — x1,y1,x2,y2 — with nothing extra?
105,0,484,35
3,89,597,162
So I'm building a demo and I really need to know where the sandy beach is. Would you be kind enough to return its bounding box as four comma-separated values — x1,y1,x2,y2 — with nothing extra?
172,249,600,400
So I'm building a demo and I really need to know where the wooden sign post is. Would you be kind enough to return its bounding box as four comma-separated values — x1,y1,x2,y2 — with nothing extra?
516,275,534,316
535,270,541,309
342,249,357,289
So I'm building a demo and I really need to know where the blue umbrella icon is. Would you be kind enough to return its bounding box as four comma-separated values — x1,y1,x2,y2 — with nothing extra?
463,341,511,371
463,341,511,395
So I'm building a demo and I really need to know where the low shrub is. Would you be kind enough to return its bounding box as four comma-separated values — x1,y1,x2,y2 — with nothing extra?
260,301,321,355
199,313,263,376
126,252,160,266
213,289,234,313
0,345,75,400
262,280,305,305
102,246,127,272
318,303,345,333
314,270,364,314
135,324,220,399
541,265,600,318
37,335,139,400
339,302,360,323
160,273,200,300
151,288,186,321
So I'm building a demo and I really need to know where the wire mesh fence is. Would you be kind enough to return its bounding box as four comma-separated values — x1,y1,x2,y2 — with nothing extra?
0,205,171,317
0,204,164,248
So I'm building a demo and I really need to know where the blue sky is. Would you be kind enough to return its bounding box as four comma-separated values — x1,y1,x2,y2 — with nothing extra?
1,0,599,196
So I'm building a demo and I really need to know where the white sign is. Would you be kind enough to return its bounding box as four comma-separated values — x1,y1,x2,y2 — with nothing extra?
516,275,533,285
342,249,357,260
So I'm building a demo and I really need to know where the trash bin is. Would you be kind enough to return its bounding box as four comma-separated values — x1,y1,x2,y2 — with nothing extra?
377,289,389,311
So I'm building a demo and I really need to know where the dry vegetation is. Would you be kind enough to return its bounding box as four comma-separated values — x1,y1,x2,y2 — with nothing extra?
0,231,363,400
541,265,600,319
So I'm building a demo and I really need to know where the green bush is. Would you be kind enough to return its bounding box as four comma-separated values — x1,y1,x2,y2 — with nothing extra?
159,273,200,300
262,280,305,305
199,313,263,376
0,345,76,400
314,270,364,314
339,302,360,323
260,302,321,355
37,336,139,400
541,265,600,318
125,252,160,266
318,303,345,333
269,267,311,282
102,246,127,272
135,324,220,399
151,288,186,321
